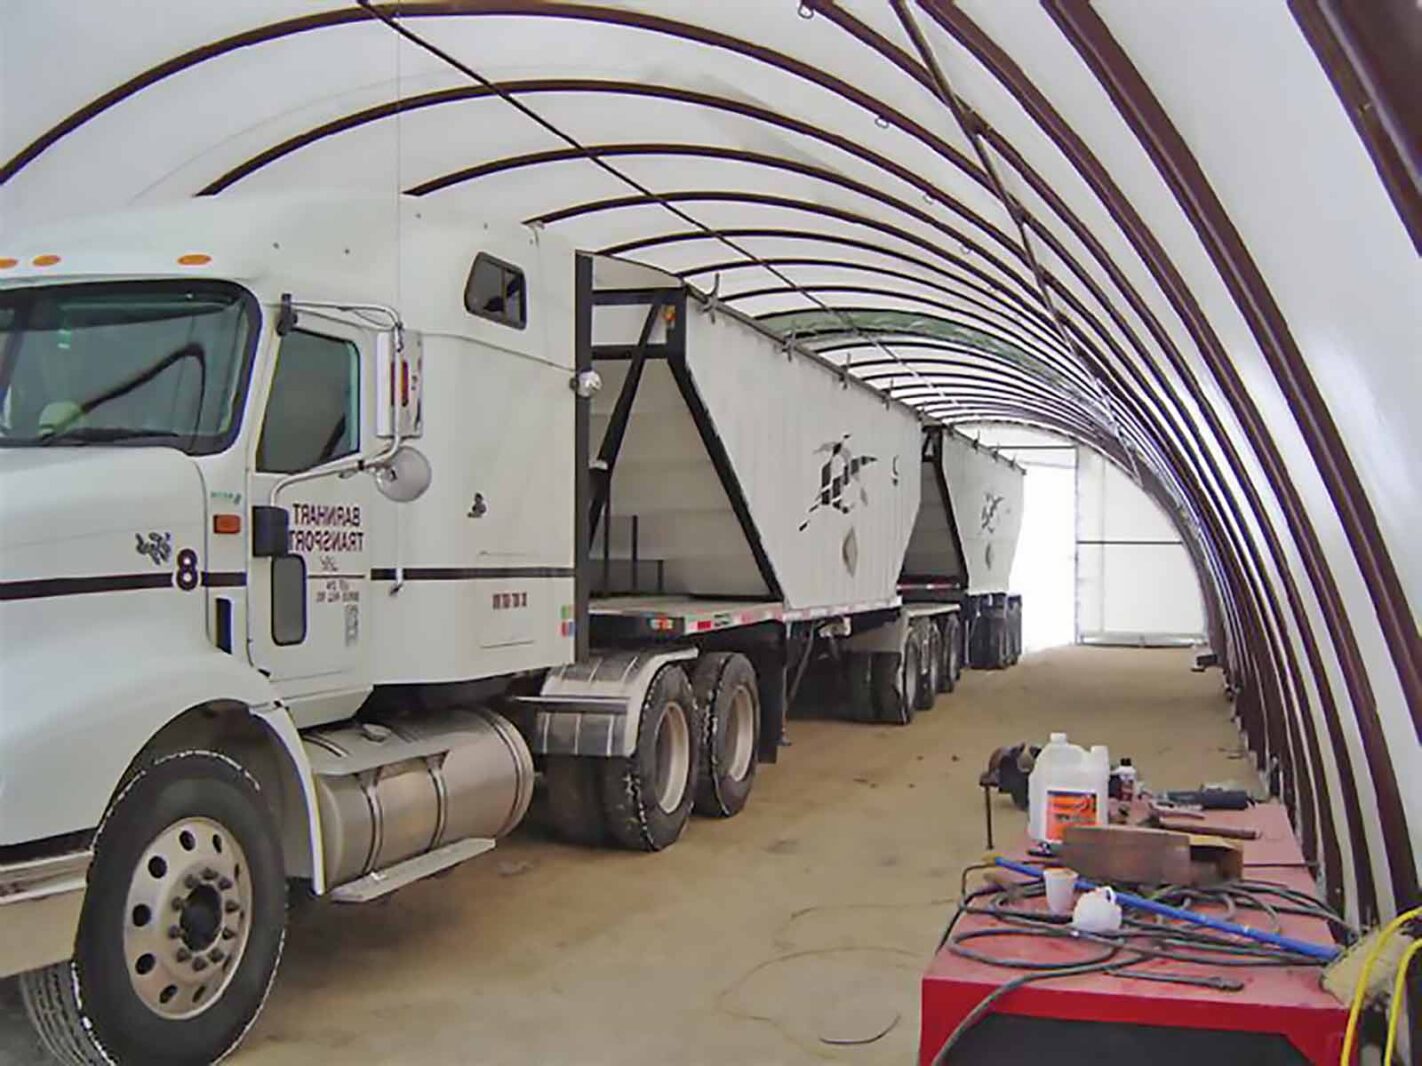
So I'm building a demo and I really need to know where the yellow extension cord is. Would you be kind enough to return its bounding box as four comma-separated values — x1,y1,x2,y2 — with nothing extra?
1340,906,1422,1065
1383,939,1422,1066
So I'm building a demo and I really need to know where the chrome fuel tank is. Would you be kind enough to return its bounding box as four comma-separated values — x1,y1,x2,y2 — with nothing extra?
303,709,533,888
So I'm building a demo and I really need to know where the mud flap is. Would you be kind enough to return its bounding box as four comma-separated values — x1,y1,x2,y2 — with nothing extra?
750,647,786,764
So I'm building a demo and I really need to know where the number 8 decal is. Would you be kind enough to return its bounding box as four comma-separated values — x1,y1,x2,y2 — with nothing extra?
176,548,200,591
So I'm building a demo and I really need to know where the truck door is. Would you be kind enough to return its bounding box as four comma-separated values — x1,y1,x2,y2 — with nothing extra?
248,324,371,696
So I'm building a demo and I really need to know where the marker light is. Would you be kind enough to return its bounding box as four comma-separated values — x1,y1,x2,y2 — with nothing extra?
178,253,212,266
212,513,243,535
31,255,60,267
0,258,16,269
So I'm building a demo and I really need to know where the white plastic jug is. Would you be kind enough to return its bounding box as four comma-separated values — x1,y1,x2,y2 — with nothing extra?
1028,733,1109,842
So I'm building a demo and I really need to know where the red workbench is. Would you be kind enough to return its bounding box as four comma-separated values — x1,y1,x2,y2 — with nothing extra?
920,803,1347,1065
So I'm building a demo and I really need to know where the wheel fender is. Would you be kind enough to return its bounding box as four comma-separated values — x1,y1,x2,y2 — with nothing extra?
0,638,276,848
517,647,697,758
249,704,327,894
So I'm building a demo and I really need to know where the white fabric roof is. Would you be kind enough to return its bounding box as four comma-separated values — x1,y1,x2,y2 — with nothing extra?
1,0,1417,920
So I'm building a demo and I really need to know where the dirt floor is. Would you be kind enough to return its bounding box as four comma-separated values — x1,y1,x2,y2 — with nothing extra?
0,645,1260,1065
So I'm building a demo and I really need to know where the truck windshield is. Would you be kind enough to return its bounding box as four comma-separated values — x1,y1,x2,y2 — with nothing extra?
0,280,257,453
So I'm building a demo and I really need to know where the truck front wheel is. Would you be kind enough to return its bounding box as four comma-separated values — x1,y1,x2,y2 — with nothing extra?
21,751,286,1066
601,665,700,851
692,652,760,818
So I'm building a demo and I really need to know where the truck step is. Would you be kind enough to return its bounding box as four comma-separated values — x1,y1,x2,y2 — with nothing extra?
328,837,495,903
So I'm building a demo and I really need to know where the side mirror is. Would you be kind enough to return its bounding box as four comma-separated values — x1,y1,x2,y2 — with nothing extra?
271,553,308,646
372,444,433,503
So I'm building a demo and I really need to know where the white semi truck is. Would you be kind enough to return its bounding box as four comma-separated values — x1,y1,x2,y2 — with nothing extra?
0,196,1014,1064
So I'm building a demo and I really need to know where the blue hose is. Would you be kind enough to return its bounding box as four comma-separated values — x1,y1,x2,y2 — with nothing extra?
993,856,1340,961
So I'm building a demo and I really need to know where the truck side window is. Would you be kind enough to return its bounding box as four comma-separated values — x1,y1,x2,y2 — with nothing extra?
464,254,526,329
256,329,359,473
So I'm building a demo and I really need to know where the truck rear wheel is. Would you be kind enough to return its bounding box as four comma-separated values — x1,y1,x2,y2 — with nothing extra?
692,652,760,818
21,751,285,1066
872,650,913,726
543,755,607,846
600,664,699,851
919,624,942,709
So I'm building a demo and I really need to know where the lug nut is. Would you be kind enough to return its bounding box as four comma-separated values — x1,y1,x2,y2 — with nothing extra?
167,926,182,940
192,957,208,972
218,877,233,890
209,949,225,964
171,899,184,911
202,868,218,881
220,927,236,941
184,874,198,889
224,900,240,914
175,948,191,963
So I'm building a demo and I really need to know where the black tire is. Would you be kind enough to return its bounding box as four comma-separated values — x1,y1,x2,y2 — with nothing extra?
543,755,606,846
21,751,286,1066
945,615,962,689
919,624,942,709
691,653,760,818
600,665,699,851
844,650,875,722
937,617,957,693
872,650,913,725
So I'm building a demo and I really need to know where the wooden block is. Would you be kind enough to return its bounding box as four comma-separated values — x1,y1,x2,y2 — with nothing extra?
1186,834,1244,886
1059,824,1192,885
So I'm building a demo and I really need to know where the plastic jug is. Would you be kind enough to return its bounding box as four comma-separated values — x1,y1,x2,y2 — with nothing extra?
1028,733,1109,842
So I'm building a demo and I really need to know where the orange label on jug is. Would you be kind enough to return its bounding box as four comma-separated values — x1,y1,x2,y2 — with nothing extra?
1045,789,1098,841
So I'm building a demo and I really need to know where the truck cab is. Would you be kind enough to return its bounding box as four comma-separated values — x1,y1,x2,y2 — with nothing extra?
0,196,568,1063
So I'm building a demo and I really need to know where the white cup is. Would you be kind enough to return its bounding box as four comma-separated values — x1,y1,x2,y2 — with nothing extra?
1073,886,1123,933
1043,867,1077,916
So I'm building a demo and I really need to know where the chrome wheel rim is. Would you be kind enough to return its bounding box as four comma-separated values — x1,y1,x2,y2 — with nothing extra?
724,686,756,782
123,817,252,1019
653,702,691,813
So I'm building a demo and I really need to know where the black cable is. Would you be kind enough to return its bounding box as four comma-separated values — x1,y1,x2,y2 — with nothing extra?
931,872,1343,1062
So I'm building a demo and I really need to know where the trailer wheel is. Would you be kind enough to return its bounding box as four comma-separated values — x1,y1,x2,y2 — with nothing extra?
21,751,285,1066
601,664,699,851
919,624,942,709
692,653,760,818
872,650,913,725
544,756,607,846
936,618,953,693
940,616,960,692
844,651,875,721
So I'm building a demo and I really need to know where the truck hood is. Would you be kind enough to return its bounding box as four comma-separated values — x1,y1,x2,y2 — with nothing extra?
0,447,207,564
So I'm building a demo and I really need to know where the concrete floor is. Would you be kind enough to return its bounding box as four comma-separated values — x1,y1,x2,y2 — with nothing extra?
1,645,1257,1065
